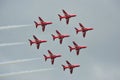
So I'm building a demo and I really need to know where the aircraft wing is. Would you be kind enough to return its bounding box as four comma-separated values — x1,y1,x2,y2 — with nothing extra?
73,41,78,47
42,25,46,32
66,18,69,24
60,38,63,44
62,9,68,16
36,43,40,49
79,23,84,29
51,58,55,64
56,30,61,36
33,35,38,41
48,50,53,56
82,31,86,38
66,60,72,66
76,49,80,55
70,68,73,74
39,17,44,22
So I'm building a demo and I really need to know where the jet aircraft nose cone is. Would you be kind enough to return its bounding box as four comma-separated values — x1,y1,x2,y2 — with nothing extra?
78,65,80,67
84,46,87,48
44,40,47,42
73,15,77,17
59,55,62,57
76,64,80,67
67,35,70,37
49,22,53,24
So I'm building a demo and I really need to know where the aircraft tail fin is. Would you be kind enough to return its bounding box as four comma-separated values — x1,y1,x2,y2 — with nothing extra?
28,39,33,46
51,34,56,41
62,65,66,71
68,46,73,52
34,21,39,28
58,14,62,21
43,55,47,61
75,28,79,34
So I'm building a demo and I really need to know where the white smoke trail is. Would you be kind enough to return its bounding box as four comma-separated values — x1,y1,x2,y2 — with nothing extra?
0,24,33,30
0,68,54,77
0,42,26,47
0,58,41,65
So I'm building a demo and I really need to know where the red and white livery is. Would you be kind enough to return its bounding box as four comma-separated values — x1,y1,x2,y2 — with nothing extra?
58,9,76,24
68,41,87,55
51,30,70,44
62,60,80,74
43,50,62,65
34,17,52,32
28,35,47,49
75,23,93,38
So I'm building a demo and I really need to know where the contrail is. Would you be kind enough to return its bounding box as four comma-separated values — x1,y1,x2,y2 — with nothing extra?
0,68,54,77
0,58,41,65
0,42,26,47
0,24,33,30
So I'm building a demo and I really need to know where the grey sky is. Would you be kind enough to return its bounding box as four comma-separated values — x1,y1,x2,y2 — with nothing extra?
0,0,120,80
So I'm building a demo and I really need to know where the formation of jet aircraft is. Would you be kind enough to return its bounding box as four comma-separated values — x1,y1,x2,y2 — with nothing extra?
51,30,70,44
28,35,47,49
28,9,93,74
34,17,52,32
68,41,87,55
58,9,76,24
43,50,62,65
75,23,93,38
62,60,80,74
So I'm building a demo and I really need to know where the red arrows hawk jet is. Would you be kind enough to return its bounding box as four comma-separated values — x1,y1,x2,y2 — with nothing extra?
75,23,93,38
62,60,80,74
43,50,62,65
28,35,47,49
68,41,87,55
51,30,70,44
58,9,76,24
34,17,52,32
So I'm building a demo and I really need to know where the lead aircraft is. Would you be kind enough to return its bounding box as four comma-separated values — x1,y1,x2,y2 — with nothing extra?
34,17,52,32
43,50,61,65
51,30,70,44
58,9,76,24
28,35,47,49
62,60,80,74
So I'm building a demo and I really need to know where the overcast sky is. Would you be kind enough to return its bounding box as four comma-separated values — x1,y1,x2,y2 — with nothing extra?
0,0,120,80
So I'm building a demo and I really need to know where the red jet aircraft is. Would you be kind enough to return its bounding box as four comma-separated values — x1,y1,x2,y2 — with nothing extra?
68,41,87,55
28,35,47,49
34,17,52,32
75,23,93,38
51,30,70,44
62,60,80,74
58,9,76,24
43,50,62,65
